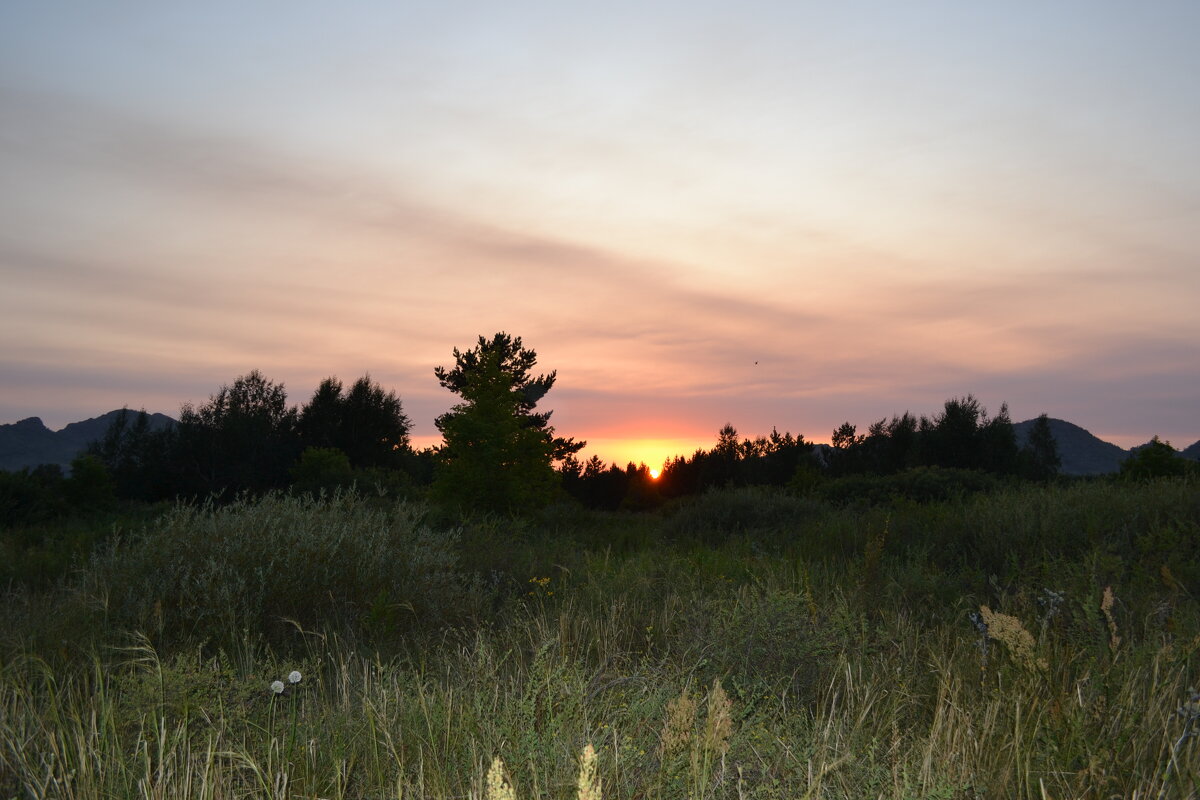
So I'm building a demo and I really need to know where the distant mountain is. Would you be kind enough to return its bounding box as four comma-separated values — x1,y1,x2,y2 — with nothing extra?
1012,417,1130,476
1182,441,1200,462
0,410,175,472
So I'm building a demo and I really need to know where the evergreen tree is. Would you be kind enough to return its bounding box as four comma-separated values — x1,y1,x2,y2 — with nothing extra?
432,333,581,513
434,333,584,463
1019,413,1061,481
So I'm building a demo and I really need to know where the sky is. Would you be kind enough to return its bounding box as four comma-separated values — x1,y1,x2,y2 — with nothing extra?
2,1,1198,466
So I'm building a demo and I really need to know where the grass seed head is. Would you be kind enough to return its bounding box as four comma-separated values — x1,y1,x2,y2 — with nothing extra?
661,687,696,757
486,756,515,800
1101,585,1121,651
704,679,733,758
576,743,601,800
979,605,1047,673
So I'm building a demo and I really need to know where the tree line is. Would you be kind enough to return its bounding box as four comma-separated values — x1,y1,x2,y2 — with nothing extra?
557,396,1064,511
76,332,581,513
3,331,1194,525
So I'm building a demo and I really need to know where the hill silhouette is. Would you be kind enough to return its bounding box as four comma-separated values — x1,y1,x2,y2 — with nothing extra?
1012,417,1132,475
0,411,175,472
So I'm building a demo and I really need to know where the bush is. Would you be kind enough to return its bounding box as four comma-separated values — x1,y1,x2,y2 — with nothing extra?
662,486,821,545
818,466,1000,506
63,455,116,512
82,492,477,649
707,586,849,695
1120,437,1196,480
289,446,354,496
0,465,66,527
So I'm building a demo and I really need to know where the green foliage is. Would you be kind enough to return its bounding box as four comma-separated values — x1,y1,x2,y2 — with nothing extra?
2,478,1199,798
434,332,584,462
818,465,1001,507
1120,436,1195,480
709,586,847,694
289,446,354,496
87,408,178,500
0,458,120,587
432,333,572,513
1019,412,1061,481
298,374,412,469
0,464,66,526
921,395,1019,473
63,454,116,511
176,370,300,497
787,459,825,496
79,492,475,650
662,486,821,544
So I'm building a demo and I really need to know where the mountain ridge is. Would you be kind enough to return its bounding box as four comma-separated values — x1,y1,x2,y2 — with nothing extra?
1012,417,1133,476
0,410,176,472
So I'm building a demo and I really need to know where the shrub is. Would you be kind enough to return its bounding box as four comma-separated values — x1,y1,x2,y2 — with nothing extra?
818,466,999,507
661,486,821,545
82,492,475,648
289,446,354,497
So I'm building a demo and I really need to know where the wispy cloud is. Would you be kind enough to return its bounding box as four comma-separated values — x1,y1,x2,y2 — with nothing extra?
2,81,1198,455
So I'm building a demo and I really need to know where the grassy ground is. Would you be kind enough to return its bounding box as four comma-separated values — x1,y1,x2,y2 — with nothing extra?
2,478,1199,798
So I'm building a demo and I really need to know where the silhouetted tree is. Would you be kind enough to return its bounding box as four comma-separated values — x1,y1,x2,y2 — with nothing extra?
703,423,741,487
1120,436,1193,480
866,413,919,474
88,408,179,500
434,332,584,464
976,402,1019,474
298,378,344,451
1019,413,1061,481
922,396,984,470
828,421,867,475
918,395,1018,474
176,370,300,497
63,454,116,511
299,374,411,469
432,333,579,513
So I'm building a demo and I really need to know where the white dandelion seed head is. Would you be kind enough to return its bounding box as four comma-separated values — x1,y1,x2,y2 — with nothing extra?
288,670,302,684
270,680,285,694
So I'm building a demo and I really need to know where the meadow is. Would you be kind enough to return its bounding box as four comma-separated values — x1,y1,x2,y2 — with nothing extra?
2,477,1199,798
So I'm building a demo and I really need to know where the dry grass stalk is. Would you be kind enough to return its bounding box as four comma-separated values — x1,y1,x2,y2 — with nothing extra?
859,518,889,596
704,679,733,759
576,743,601,800
979,605,1047,673
661,687,696,757
486,756,515,800
1101,586,1121,652
1161,564,1185,595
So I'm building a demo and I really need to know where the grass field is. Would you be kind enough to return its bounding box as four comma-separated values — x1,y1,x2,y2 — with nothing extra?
2,478,1199,798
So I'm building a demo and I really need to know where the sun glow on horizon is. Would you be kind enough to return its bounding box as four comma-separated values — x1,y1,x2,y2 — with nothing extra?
576,437,711,471
406,434,711,471
648,468,661,479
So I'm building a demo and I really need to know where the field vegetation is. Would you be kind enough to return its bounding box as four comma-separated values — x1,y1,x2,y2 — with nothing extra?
2,476,1199,798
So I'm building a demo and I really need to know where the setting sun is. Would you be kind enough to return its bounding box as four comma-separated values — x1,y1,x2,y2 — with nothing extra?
648,468,661,480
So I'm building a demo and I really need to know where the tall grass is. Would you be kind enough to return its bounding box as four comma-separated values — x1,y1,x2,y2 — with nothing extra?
1,478,1198,797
